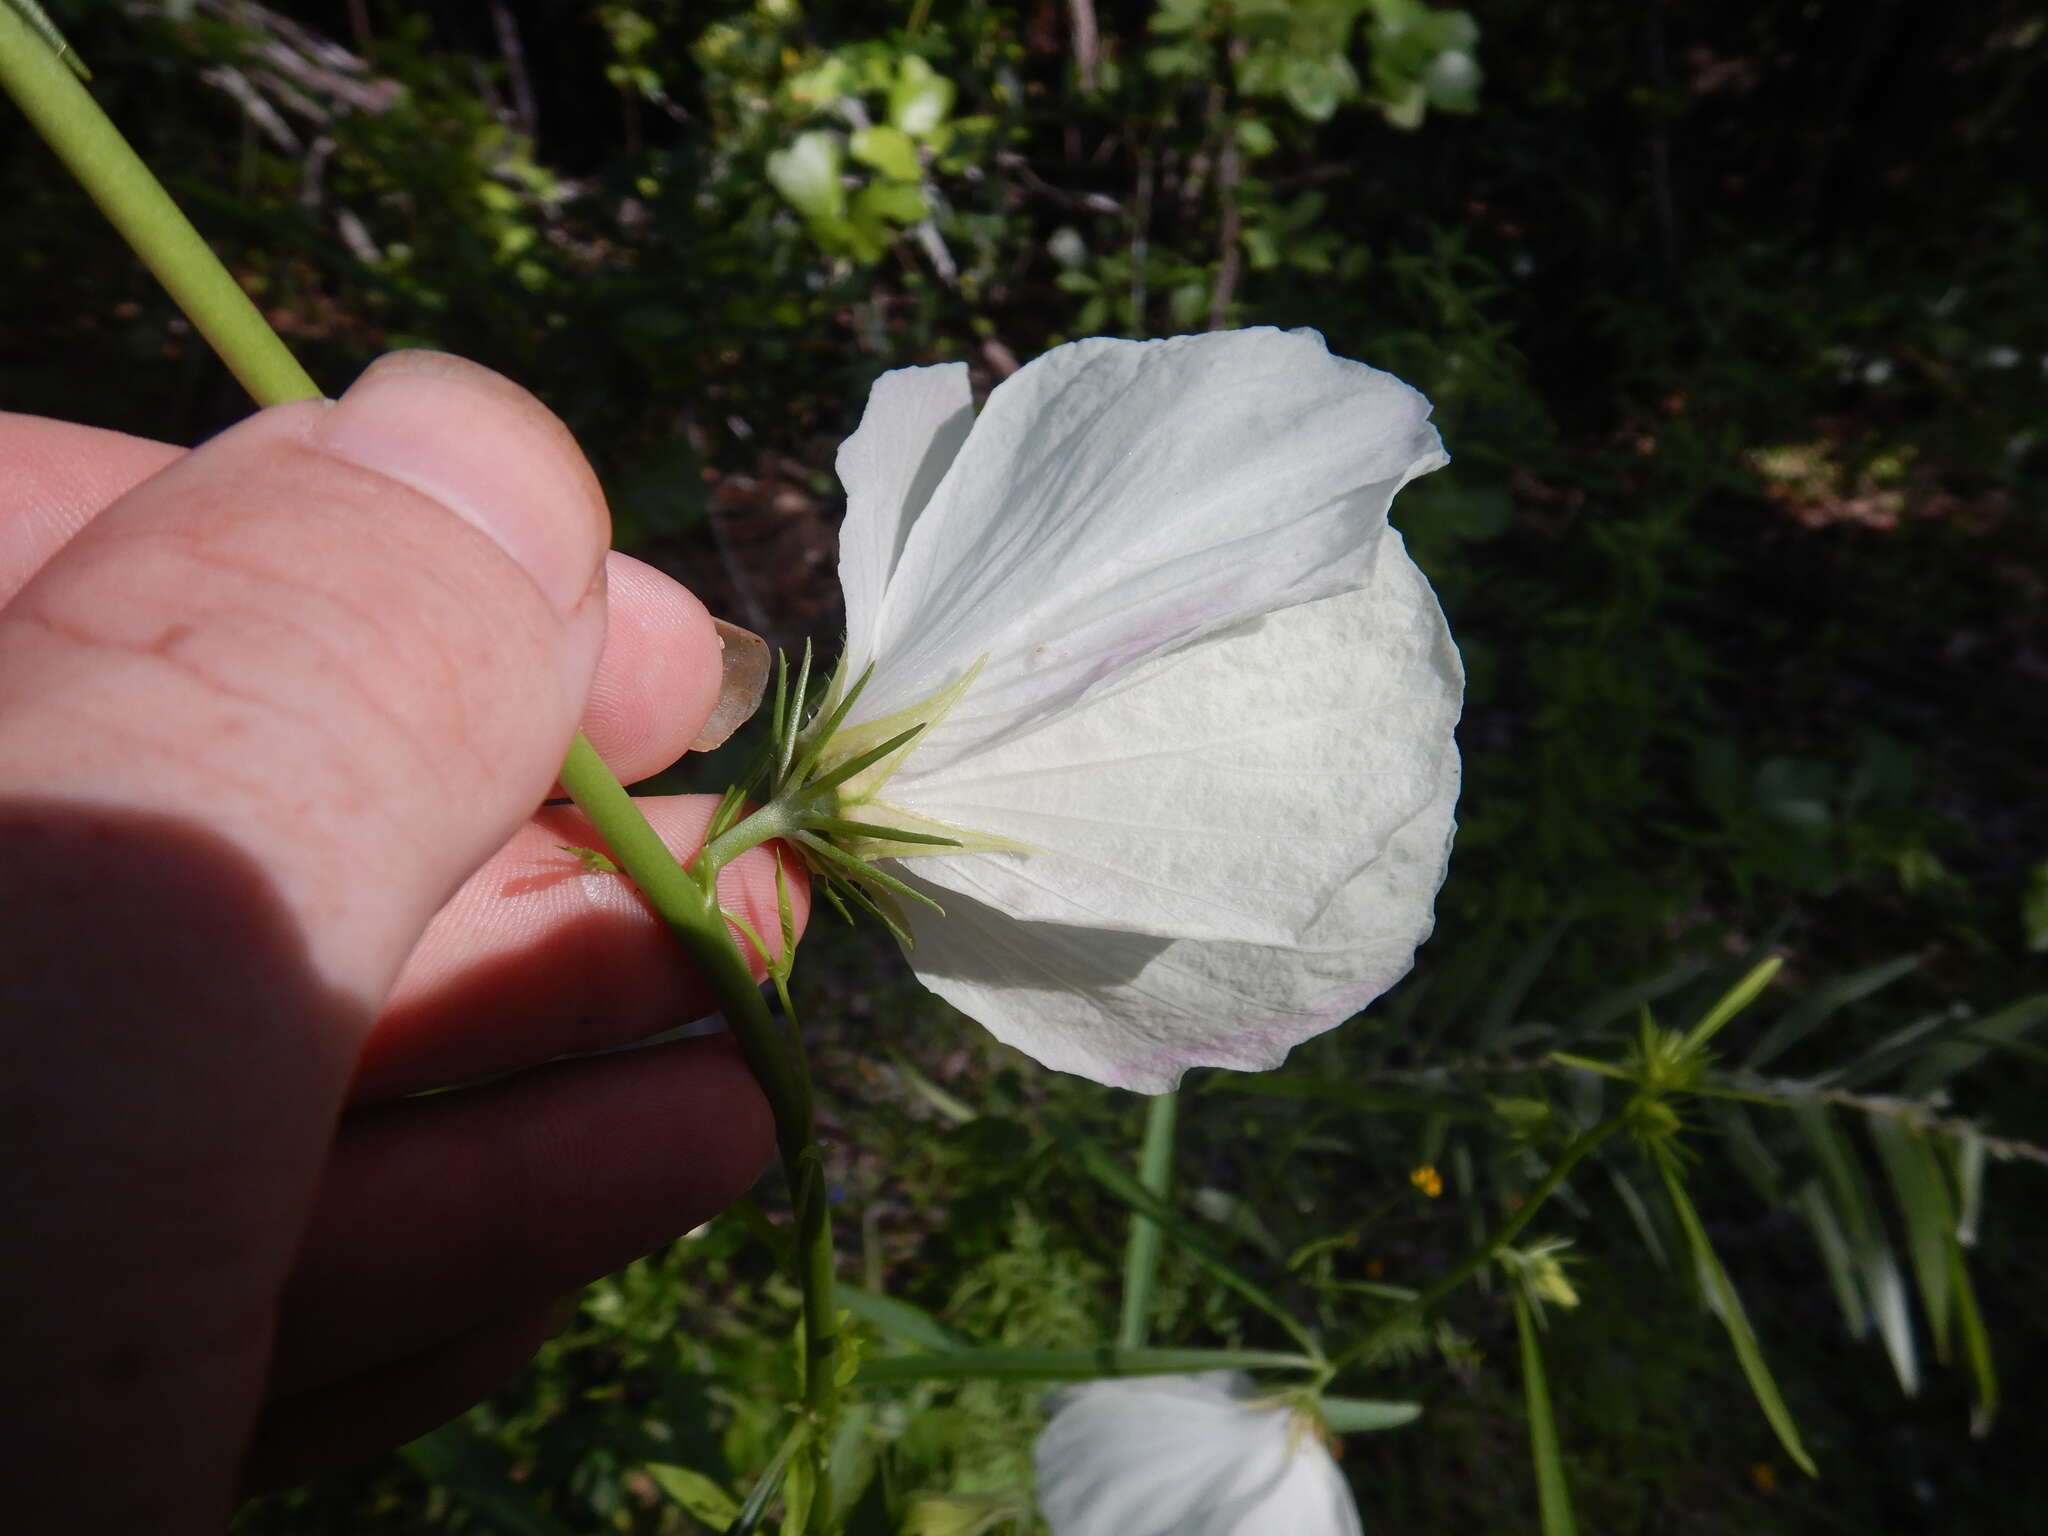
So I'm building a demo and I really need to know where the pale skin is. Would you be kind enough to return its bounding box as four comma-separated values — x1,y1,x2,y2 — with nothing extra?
0,352,805,1530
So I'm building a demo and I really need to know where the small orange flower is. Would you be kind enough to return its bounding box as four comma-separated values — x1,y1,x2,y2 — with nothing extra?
1410,1164,1443,1199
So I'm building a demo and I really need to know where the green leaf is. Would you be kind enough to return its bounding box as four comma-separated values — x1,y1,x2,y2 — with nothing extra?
1747,954,1921,1070
1796,1181,1868,1338
730,1419,808,1535
1682,956,1784,1054
765,131,845,222
856,1345,1316,1385
1951,1127,1986,1246
849,123,921,181
645,1464,740,1528
1902,993,2048,1095
1948,1238,1998,1436
1795,1104,1917,1393
1234,117,1279,157
1054,1122,1321,1357
1320,1396,1423,1433
1568,958,1711,1038
888,56,955,137
1654,1147,1818,1476
840,1284,972,1352
2022,862,2048,952
851,179,928,229
1866,1116,1956,1362
1479,905,1579,1046
1513,1290,1579,1536
880,1046,978,1126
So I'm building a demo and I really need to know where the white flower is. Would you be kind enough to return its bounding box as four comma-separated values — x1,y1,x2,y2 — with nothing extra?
1034,1373,1363,1536
827,327,1462,1092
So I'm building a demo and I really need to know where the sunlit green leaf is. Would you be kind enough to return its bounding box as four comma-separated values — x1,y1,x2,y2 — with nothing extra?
645,1464,739,1528
849,123,921,180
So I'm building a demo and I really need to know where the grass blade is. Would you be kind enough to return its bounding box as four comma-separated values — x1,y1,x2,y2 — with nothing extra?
1866,1115,1956,1362
1683,956,1784,1054
1747,955,1921,1070
840,1285,973,1353
1948,1237,1998,1437
1055,1122,1320,1358
1513,1289,1579,1536
1903,994,2048,1096
1796,1181,1868,1338
1795,1102,1917,1393
1654,1146,1817,1476
1478,903,1580,1047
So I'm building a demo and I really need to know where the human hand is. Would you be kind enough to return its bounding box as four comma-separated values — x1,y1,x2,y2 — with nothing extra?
0,352,802,1530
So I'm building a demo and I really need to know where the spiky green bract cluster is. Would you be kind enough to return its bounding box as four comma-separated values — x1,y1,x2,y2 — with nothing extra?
696,643,966,950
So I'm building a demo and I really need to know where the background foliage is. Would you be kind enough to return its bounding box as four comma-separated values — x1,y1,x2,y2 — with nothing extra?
6,0,2046,1531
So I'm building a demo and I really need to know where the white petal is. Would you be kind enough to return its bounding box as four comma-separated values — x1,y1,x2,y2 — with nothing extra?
898,678,1460,1091
888,530,1460,946
1034,1375,1361,1536
835,362,975,678
847,329,1446,763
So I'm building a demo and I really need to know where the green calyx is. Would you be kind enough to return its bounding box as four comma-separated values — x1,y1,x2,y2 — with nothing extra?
702,644,1027,947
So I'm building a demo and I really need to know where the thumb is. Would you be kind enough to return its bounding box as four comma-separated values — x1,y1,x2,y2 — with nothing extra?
0,351,612,1530
0,350,610,998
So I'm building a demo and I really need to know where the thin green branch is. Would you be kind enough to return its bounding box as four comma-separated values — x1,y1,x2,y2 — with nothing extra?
1344,1113,1628,1367
1117,1091,1179,1349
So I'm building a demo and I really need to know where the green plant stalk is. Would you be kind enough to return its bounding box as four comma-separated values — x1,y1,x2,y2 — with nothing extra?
1347,1113,1627,1365
2,22,839,1525
1117,1090,1179,1348
0,4,317,406
558,742,838,1518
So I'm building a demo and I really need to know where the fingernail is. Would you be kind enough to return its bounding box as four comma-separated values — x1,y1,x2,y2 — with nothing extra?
314,351,609,614
690,619,770,751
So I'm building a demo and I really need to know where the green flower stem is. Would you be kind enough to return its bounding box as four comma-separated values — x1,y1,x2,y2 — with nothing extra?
5,23,839,1523
699,799,802,874
1117,1090,1179,1349
0,4,318,408
558,740,839,1518
1344,1113,1627,1368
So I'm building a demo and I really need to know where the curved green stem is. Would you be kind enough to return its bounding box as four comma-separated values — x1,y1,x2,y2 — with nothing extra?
558,740,838,1516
